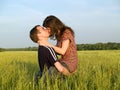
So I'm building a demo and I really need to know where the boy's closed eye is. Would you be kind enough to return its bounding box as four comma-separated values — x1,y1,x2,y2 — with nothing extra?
37,31,41,34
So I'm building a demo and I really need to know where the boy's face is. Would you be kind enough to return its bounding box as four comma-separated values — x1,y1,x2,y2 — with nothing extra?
36,26,50,40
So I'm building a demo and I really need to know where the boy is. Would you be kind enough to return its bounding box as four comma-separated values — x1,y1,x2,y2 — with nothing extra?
30,25,70,84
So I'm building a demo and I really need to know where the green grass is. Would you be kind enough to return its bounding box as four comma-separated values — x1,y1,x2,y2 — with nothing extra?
0,50,120,90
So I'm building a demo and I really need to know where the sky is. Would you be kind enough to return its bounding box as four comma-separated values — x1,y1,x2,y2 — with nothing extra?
0,0,120,48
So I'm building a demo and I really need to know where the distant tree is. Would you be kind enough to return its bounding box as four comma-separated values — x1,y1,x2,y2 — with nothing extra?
3,42,120,51
0,48,5,52
77,42,120,50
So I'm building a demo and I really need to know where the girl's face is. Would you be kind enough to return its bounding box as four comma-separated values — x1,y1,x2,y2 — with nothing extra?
36,26,50,40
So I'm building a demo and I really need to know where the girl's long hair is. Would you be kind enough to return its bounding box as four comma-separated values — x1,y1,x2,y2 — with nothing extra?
43,15,74,40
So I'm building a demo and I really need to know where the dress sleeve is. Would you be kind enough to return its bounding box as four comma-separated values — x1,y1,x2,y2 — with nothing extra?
61,30,73,42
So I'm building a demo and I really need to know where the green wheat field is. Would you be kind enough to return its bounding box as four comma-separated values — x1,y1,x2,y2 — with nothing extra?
0,50,120,90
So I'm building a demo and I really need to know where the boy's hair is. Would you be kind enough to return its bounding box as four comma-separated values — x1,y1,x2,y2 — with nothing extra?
30,25,40,43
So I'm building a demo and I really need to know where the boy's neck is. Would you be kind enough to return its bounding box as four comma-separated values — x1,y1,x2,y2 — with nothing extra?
38,38,49,46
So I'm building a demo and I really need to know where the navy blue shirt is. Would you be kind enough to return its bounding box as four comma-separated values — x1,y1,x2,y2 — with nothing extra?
38,46,58,73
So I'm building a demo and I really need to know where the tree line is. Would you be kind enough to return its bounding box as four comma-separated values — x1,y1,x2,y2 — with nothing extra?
77,42,120,50
0,47,38,52
0,42,120,52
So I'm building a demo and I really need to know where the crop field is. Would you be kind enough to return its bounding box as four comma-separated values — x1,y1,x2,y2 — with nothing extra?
0,50,120,90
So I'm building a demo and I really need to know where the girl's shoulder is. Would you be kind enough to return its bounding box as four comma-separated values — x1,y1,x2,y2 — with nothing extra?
61,29,74,41
64,27,74,36
63,29,72,34
63,29,73,37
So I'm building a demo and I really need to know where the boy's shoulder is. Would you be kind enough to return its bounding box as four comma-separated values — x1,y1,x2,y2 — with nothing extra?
39,46,54,51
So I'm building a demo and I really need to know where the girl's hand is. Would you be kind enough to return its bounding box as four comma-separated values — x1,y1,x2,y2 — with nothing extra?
51,39,70,55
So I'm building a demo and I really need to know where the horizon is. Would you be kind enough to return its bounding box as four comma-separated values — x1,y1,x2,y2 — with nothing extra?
1,42,120,49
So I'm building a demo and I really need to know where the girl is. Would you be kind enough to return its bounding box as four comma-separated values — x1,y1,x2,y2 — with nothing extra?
42,15,78,73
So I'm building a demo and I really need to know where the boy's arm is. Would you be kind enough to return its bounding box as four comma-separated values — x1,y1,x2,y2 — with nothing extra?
54,61,70,76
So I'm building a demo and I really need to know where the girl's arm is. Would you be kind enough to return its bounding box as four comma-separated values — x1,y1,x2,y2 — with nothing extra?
50,39,70,55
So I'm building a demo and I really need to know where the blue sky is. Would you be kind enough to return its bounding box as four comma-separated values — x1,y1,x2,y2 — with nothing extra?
0,0,120,48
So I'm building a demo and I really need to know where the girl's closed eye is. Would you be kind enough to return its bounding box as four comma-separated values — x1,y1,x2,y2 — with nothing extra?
42,26,47,30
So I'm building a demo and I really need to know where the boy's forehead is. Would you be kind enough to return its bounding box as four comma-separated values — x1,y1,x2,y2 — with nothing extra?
36,26,42,30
